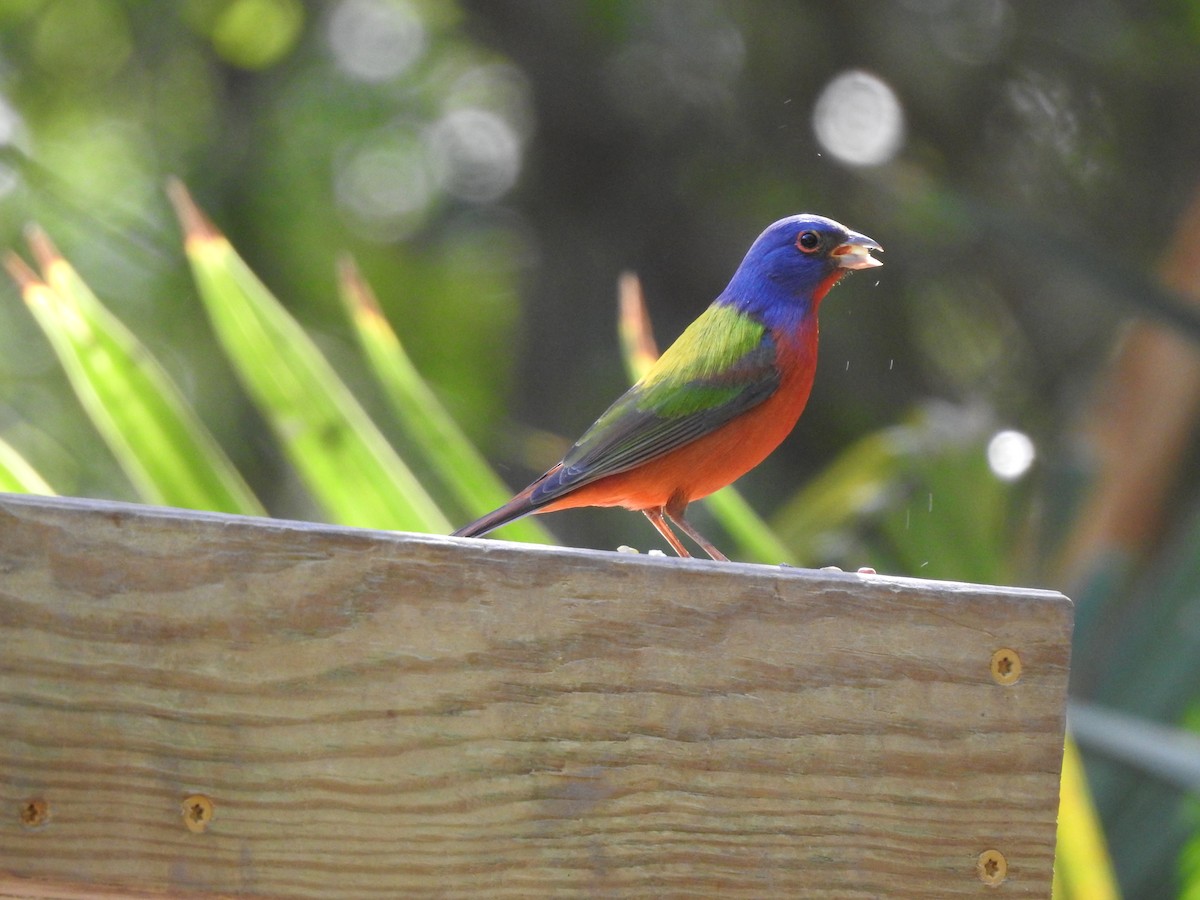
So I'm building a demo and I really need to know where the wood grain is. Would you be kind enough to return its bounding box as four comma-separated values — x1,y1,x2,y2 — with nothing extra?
0,494,1072,898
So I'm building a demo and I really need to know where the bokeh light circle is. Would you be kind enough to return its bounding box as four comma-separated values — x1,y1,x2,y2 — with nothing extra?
425,109,520,203
987,429,1036,481
328,0,426,83
812,70,905,167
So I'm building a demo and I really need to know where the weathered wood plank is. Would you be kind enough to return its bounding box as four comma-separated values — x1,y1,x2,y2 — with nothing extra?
0,494,1071,898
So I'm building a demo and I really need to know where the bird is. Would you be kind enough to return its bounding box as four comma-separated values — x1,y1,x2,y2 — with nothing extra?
453,214,882,561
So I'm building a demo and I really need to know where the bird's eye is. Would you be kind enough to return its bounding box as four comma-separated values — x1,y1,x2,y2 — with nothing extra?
796,230,821,253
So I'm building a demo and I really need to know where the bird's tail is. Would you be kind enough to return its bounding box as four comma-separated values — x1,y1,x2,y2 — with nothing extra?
453,462,576,539
452,488,540,539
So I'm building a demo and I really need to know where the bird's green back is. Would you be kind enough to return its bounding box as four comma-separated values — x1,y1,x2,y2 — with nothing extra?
541,303,779,493
633,303,771,418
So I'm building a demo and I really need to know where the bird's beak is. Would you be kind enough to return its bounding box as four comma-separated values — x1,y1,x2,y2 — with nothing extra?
832,232,883,270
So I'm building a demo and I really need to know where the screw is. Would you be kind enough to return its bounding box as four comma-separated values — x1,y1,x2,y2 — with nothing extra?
182,794,214,833
977,848,1007,886
990,648,1022,685
19,798,49,829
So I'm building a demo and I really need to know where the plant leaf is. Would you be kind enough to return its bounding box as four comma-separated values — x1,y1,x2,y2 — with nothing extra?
1070,701,1200,792
702,486,797,565
770,426,908,562
337,256,553,543
169,180,449,533
4,232,264,515
1053,736,1122,900
0,435,55,495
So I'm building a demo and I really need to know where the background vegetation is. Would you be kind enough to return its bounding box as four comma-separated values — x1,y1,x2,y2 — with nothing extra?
3,1,1200,896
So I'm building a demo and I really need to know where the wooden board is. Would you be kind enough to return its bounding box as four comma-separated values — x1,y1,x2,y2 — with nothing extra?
0,494,1071,898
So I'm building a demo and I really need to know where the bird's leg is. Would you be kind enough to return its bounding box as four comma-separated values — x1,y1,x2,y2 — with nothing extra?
664,499,729,562
642,508,692,558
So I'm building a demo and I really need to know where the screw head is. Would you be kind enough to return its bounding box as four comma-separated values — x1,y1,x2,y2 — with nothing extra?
19,798,49,829
977,848,1008,886
182,794,214,833
990,648,1022,685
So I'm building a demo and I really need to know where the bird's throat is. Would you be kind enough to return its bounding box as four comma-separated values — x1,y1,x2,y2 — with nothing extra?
811,269,848,309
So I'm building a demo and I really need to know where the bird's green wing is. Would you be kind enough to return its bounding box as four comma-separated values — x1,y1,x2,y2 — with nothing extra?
529,303,779,505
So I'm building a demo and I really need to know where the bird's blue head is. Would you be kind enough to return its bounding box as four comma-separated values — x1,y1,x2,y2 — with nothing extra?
717,214,882,332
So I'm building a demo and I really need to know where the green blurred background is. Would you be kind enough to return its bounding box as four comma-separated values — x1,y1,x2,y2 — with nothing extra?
3,1,1200,896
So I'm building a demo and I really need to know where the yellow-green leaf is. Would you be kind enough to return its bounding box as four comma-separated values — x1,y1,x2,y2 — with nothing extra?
702,486,797,565
169,180,448,533
1053,737,1122,899
0,435,55,495
338,256,553,543
771,427,907,561
4,233,263,515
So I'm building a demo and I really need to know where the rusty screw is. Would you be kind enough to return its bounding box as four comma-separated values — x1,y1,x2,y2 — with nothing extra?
19,798,49,829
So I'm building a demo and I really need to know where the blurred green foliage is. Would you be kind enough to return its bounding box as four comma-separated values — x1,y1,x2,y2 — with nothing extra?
3,1,1200,896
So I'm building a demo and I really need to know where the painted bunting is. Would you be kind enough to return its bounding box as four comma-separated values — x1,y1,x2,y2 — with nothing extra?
454,214,882,560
